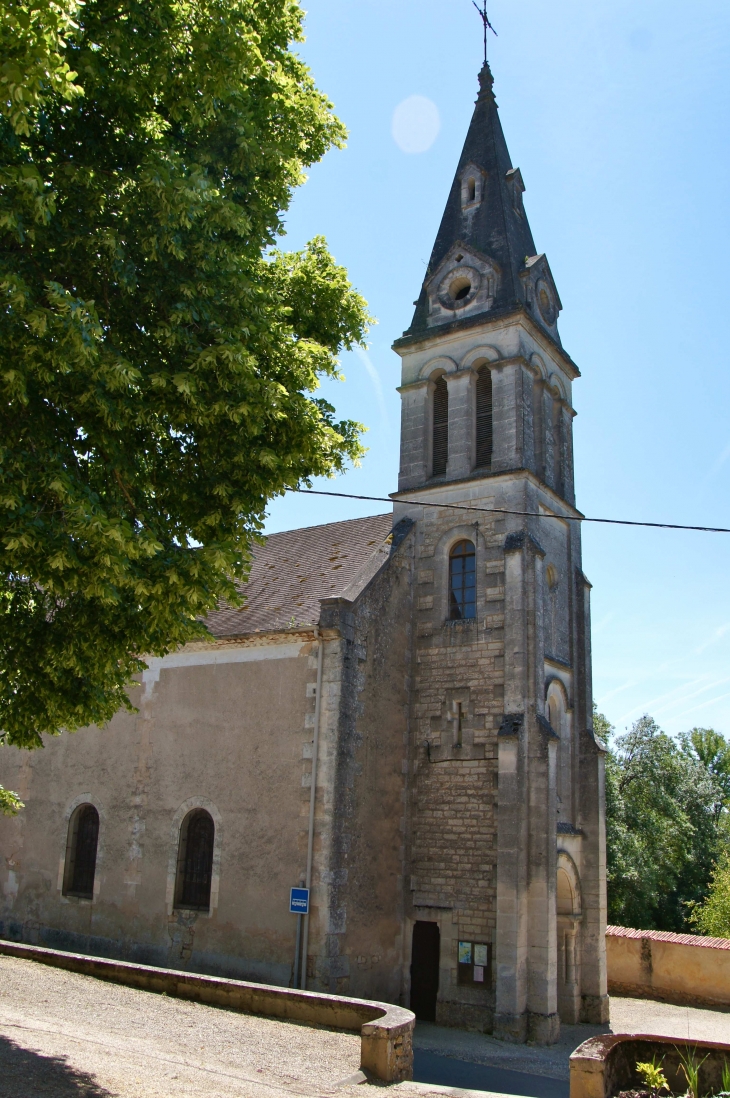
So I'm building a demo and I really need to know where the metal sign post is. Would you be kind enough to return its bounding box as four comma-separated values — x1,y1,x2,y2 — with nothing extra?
290,888,310,989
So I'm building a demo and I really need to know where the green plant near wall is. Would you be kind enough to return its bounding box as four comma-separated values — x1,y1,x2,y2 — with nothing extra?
714,1060,730,1097
675,1046,709,1098
636,1056,670,1096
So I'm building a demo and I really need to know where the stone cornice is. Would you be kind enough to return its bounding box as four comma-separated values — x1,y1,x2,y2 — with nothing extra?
391,467,585,521
392,303,581,381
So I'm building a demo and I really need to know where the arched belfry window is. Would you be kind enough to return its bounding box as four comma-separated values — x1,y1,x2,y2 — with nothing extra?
175,809,215,911
432,375,448,476
449,540,476,620
475,366,493,468
63,804,100,899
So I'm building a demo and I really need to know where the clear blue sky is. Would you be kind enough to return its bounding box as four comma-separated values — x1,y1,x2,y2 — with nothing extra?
265,0,730,739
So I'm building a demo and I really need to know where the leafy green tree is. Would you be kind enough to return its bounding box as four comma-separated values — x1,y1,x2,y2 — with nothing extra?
1,0,371,750
680,728,730,813
602,711,724,931
689,849,730,937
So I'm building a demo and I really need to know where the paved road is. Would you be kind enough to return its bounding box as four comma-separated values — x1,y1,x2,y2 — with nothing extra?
412,998,730,1096
414,1050,569,1098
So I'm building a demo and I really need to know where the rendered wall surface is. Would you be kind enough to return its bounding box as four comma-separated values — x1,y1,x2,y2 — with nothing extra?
0,533,418,1009
0,636,319,985
606,925,730,1009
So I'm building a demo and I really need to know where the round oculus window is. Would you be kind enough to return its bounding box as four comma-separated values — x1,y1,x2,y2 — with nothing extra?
537,280,557,325
438,266,480,310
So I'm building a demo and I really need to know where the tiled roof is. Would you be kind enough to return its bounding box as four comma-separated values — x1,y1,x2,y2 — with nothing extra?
606,925,730,950
206,513,393,638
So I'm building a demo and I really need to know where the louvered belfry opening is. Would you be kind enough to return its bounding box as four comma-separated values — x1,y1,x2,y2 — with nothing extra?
432,375,449,476
66,804,100,898
178,810,215,911
449,540,476,620
475,365,493,468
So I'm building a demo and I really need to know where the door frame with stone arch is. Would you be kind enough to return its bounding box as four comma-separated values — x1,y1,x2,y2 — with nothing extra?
556,851,582,1023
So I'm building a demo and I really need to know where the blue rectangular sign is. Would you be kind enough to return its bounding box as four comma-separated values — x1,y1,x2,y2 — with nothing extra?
290,887,309,915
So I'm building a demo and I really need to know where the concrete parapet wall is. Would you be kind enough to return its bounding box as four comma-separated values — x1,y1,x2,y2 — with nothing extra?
570,1034,730,1098
607,925,730,1009
0,939,414,1082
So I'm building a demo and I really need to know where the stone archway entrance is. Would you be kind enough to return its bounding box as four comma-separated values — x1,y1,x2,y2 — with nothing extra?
557,860,582,1023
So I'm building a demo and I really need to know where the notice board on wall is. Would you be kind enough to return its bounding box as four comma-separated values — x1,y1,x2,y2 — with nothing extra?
457,940,492,986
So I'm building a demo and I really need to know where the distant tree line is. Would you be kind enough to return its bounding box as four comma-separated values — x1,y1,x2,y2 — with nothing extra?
597,708,730,936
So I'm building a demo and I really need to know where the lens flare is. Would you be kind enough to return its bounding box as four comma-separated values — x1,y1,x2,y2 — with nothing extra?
391,95,440,154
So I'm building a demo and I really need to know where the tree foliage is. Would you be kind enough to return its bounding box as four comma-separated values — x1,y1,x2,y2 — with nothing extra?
0,783,24,815
1,0,83,136
602,709,729,932
1,0,372,748
689,849,730,937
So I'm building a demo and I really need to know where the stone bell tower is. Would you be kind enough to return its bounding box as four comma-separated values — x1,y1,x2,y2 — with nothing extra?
393,63,608,1043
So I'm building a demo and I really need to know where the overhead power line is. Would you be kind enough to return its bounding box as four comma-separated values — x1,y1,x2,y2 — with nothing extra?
291,489,730,535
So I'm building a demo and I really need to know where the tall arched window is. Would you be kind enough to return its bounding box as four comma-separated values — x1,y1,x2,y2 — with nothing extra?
175,809,215,911
432,375,448,476
475,366,493,468
63,804,100,899
449,540,476,620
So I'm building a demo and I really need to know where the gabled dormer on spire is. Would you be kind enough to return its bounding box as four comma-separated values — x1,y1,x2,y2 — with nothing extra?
406,63,561,345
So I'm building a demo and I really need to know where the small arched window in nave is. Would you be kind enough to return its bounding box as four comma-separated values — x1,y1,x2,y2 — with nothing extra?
63,804,100,899
176,809,215,911
475,365,493,468
432,375,449,476
449,540,476,620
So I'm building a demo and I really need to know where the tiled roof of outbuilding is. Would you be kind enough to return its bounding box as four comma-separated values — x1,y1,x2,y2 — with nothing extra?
606,925,730,950
206,513,393,637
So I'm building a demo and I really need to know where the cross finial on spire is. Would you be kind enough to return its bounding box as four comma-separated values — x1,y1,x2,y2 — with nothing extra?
472,1,497,64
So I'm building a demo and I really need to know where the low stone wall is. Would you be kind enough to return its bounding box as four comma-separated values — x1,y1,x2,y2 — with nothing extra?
607,925,730,1010
0,939,414,1082
570,1034,730,1098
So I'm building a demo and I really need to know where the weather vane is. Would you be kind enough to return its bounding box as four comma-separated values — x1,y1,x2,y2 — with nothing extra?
472,1,497,64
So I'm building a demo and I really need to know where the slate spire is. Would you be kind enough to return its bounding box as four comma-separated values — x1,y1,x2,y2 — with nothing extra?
406,63,548,337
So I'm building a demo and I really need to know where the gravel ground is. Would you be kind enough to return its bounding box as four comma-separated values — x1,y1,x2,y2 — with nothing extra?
1,954,729,1098
0,954,367,1098
0,955,472,1098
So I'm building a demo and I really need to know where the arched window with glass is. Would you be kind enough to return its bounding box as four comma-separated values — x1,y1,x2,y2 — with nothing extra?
449,540,476,620
175,809,215,912
432,375,448,476
63,804,100,899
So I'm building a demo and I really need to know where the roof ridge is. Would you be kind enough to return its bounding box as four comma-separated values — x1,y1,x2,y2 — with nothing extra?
263,512,391,541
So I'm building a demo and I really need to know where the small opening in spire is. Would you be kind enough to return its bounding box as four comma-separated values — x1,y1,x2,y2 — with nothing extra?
460,165,484,209
450,276,472,303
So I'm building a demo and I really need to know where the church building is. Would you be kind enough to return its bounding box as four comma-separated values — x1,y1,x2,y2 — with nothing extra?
0,62,608,1044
